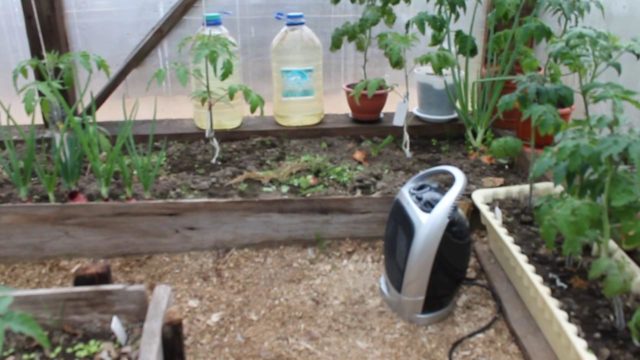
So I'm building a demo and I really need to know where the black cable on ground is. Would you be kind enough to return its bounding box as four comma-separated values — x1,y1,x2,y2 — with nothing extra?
448,278,502,360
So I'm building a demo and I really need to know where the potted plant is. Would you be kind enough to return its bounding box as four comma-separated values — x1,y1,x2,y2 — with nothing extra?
499,73,575,149
330,0,393,122
474,15,640,359
408,0,550,151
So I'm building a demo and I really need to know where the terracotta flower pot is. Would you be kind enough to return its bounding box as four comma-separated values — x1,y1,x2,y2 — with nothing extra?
486,65,543,131
517,105,575,148
343,83,390,123
493,80,521,130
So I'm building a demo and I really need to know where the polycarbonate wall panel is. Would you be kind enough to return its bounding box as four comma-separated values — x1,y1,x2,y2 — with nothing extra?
62,0,488,120
0,0,37,124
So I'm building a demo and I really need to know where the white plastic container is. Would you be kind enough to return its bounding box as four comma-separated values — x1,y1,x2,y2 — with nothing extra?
271,12,324,127
413,66,457,123
192,13,243,130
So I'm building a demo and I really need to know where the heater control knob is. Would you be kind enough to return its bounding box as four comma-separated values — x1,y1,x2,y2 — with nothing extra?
409,182,444,213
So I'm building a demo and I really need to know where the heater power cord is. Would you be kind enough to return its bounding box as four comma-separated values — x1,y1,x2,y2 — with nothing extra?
448,278,502,360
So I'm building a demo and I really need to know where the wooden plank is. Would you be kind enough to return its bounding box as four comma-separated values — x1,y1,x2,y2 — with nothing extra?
5,114,464,143
95,114,464,142
0,196,395,261
140,285,173,360
474,240,557,360
20,0,75,122
89,0,198,112
4,285,148,334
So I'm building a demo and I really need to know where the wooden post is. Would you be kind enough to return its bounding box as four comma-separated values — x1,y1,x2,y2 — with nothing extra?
73,261,113,286
162,307,186,360
20,0,76,122
88,0,199,113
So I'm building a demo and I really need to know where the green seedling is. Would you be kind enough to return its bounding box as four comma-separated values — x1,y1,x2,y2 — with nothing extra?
70,105,133,200
0,290,50,355
489,136,523,164
124,102,166,200
33,142,59,203
66,339,102,358
118,155,135,200
366,135,395,157
0,104,37,202
151,33,264,164
315,233,328,254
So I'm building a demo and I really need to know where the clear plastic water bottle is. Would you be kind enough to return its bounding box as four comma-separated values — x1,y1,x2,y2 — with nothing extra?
193,13,244,130
271,12,324,127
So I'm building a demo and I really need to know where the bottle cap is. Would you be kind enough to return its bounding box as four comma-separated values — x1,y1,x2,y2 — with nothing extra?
205,13,223,26
275,12,306,26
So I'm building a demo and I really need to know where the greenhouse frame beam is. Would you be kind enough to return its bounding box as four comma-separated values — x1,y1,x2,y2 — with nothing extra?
21,0,76,122
89,0,199,113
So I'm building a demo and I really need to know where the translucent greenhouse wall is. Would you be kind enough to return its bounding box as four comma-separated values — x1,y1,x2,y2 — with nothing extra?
0,1,37,123
61,0,488,122
0,0,639,126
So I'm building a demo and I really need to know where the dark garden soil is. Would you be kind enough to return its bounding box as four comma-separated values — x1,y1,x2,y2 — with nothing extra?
0,136,525,204
494,198,640,360
3,326,141,360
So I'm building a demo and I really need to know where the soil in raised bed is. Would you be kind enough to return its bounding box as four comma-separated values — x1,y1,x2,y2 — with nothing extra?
0,240,523,360
3,326,141,360
494,198,640,360
0,136,524,203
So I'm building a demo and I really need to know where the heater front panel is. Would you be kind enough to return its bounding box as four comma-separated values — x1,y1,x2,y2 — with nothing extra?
384,200,415,293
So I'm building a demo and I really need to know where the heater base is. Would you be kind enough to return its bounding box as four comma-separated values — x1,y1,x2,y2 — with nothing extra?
380,275,455,326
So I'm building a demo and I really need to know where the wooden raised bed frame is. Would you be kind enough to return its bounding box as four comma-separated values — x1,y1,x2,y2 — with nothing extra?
0,114,464,261
6,284,175,360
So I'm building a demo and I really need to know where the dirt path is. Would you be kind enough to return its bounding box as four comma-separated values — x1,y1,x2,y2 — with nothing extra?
0,240,522,359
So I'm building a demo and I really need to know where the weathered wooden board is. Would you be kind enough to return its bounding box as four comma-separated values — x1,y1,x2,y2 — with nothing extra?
6,114,464,143
5,285,148,333
474,240,558,360
115,114,464,142
0,196,395,261
139,285,173,360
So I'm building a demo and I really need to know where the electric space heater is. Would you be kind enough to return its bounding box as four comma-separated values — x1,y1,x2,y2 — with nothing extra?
380,165,471,325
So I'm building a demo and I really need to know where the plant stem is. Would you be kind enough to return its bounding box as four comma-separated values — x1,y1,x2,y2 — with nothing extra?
362,27,371,81
601,165,614,259
528,118,536,209
612,295,627,331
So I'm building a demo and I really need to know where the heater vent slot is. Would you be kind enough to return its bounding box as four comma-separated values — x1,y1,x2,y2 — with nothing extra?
384,201,415,292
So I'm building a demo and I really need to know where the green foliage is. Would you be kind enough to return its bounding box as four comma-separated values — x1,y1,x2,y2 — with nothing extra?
151,33,264,127
350,78,389,104
127,133,166,200
588,257,633,298
364,135,395,157
376,31,419,71
0,291,50,355
34,140,59,204
12,51,110,124
70,113,132,200
531,2,640,337
489,136,523,163
409,0,548,150
630,309,640,343
0,105,37,202
66,339,102,358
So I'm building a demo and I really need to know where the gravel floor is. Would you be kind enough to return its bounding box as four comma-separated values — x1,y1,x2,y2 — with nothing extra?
0,240,523,360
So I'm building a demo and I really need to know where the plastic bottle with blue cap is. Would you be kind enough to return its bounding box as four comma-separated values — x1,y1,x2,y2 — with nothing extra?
271,12,324,127
192,12,244,130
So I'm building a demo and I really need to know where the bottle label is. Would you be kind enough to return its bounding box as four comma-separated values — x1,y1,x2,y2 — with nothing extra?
281,67,315,99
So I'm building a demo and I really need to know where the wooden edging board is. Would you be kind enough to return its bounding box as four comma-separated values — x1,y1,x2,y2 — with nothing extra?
139,285,173,360
5,285,148,333
0,196,396,262
7,114,465,142
474,239,558,360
